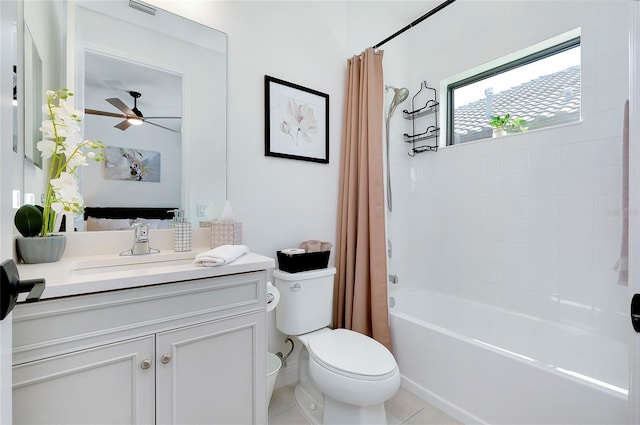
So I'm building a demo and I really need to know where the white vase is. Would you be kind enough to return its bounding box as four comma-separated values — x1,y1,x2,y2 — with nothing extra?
492,128,506,138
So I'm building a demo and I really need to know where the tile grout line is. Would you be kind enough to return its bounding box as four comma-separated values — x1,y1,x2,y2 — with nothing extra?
400,407,426,425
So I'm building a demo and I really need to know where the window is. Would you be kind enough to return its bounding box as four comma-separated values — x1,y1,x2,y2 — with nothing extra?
447,37,581,145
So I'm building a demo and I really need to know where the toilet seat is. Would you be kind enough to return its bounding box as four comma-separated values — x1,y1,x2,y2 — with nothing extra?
308,329,397,381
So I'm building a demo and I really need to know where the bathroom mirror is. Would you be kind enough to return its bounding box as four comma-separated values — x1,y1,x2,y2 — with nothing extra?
21,0,227,229
74,0,227,229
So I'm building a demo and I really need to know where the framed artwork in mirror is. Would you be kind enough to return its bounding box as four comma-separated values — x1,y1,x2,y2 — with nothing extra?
264,75,329,164
104,146,161,182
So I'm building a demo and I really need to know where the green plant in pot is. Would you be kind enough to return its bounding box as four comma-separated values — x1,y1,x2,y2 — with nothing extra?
489,113,527,137
14,88,104,264
14,204,65,264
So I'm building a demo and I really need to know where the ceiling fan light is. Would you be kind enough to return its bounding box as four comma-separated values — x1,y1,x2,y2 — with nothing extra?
127,117,144,125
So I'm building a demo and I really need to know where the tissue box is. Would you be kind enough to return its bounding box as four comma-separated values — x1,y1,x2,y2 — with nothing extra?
211,221,242,248
276,250,330,273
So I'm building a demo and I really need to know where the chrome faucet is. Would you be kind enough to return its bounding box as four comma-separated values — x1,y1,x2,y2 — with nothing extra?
120,223,159,256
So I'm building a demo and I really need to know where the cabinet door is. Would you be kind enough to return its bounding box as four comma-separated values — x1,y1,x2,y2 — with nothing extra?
156,311,266,425
13,336,155,425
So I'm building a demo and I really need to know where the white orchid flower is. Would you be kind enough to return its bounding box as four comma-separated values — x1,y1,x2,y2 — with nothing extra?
36,139,57,159
55,188,84,213
50,172,78,191
36,88,104,236
65,151,88,169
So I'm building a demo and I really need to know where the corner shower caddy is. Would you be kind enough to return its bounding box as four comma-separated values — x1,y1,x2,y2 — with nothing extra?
403,82,439,155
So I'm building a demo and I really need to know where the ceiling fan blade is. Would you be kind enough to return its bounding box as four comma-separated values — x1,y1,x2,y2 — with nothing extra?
85,108,127,119
115,120,132,131
142,116,182,119
143,120,181,133
106,98,135,116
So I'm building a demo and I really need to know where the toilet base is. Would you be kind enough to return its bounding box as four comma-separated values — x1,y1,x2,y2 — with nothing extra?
323,395,387,425
295,384,324,425
295,383,388,425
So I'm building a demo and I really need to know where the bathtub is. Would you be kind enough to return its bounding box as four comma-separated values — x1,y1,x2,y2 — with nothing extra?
389,288,629,424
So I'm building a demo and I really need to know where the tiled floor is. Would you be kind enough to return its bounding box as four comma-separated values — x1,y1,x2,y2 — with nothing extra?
268,384,461,425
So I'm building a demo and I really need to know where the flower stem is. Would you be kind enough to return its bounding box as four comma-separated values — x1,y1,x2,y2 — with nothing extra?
41,92,62,236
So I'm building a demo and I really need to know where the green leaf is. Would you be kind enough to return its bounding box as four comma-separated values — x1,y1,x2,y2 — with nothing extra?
14,204,43,237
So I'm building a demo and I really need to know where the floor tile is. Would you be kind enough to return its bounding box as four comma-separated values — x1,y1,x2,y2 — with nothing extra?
385,387,430,423
268,385,459,425
269,405,311,425
386,411,405,425
403,403,462,425
269,384,297,418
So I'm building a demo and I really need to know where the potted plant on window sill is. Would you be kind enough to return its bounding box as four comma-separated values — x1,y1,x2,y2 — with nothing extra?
14,88,103,264
489,114,527,138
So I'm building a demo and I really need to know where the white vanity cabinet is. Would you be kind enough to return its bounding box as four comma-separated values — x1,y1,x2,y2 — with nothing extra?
11,270,268,425
13,335,156,424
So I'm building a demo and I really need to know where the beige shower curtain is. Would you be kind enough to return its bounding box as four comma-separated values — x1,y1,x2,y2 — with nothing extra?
333,47,392,350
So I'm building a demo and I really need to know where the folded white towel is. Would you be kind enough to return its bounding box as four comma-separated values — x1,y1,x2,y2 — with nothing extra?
193,245,249,267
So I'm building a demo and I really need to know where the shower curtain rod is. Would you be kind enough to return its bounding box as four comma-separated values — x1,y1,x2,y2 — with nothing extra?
372,0,457,49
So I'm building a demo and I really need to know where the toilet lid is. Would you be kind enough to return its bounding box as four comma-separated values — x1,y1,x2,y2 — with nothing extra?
308,329,397,379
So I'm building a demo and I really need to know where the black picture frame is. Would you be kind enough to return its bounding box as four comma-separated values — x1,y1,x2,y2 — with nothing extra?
264,75,329,164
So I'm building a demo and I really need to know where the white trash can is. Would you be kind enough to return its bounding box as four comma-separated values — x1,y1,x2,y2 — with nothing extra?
267,352,282,405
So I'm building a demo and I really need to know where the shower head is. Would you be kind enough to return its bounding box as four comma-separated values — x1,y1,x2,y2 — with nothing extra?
385,85,409,119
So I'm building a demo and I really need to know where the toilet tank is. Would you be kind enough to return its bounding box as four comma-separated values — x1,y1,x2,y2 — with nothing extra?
274,267,336,336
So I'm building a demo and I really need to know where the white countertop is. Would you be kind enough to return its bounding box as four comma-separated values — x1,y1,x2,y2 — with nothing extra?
16,250,275,300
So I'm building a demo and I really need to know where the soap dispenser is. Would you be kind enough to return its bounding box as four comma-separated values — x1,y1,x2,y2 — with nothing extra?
169,209,191,252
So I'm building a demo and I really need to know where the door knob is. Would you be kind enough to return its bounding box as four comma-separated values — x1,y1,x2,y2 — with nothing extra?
1,259,45,320
631,294,640,332
161,354,171,364
140,359,152,370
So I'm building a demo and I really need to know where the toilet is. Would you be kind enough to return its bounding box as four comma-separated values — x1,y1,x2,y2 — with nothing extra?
274,267,400,425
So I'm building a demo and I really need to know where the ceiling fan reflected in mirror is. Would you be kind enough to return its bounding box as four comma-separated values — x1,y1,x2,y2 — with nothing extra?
85,90,181,133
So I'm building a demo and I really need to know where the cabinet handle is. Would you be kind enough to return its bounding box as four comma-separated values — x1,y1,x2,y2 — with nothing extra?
140,359,152,370
161,354,171,364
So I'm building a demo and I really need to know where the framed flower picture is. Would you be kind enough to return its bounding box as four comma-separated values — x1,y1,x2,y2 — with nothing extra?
104,146,161,182
264,75,329,163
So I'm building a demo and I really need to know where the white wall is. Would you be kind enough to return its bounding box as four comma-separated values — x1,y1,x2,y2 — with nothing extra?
385,1,630,342
223,1,350,371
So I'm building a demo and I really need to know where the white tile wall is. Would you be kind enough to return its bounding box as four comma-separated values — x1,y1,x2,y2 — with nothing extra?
393,0,629,342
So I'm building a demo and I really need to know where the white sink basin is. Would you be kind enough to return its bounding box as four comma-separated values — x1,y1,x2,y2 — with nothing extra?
67,251,198,276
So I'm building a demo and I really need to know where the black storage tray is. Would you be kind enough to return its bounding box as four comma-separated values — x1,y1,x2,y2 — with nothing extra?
276,250,330,273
